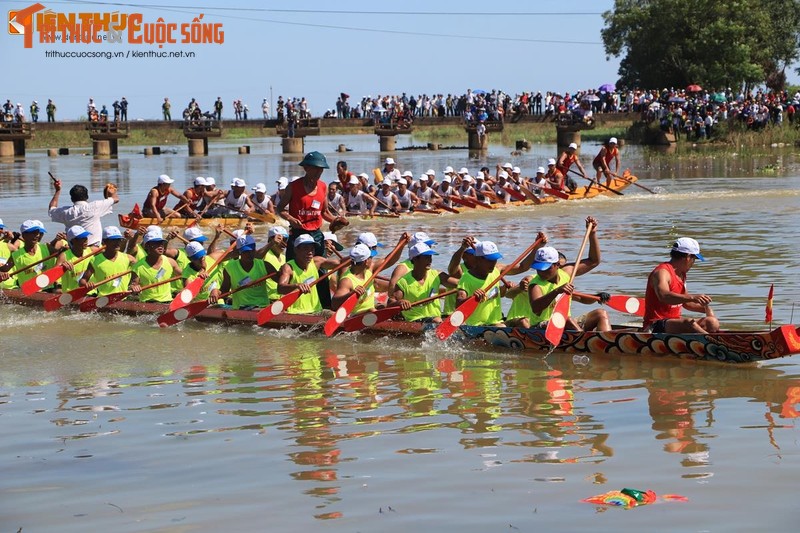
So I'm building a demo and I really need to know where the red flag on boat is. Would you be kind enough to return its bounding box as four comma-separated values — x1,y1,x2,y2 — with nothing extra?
765,283,774,323
131,203,142,218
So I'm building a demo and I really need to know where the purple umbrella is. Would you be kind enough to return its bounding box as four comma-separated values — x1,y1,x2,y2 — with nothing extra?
598,83,616,93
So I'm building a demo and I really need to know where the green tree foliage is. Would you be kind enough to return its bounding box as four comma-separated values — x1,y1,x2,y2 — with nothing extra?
602,0,800,91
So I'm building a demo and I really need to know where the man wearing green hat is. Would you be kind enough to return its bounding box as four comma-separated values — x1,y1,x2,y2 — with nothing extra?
276,151,348,261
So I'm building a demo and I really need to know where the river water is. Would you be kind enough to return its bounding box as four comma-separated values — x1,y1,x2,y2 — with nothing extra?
1,134,799,531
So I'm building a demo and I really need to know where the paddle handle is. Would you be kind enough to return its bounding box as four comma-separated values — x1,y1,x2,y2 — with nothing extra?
364,236,409,287
483,237,544,295
569,168,623,196
87,269,133,289
7,248,62,277
568,224,593,285
409,288,458,308
134,274,182,292
221,271,278,299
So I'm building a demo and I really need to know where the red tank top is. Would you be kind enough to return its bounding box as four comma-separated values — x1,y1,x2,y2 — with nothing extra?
557,152,577,174
593,146,618,167
288,178,327,231
643,262,685,328
153,188,168,211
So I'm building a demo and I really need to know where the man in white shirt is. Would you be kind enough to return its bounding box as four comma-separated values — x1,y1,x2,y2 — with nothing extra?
48,179,119,246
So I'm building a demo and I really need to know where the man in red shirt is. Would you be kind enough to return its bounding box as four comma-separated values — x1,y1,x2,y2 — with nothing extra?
277,151,347,260
642,237,719,334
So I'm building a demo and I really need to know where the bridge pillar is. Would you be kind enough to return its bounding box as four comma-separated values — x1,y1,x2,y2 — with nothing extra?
188,138,208,156
468,132,487,150
281,137,304,154
0,141,15,157
92,139,118,156
556,127,581,152
378,135,396,151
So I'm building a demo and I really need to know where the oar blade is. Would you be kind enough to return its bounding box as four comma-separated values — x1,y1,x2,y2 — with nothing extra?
543,187,570,200
435,296,479,340
256,291,301,326
157,300,211,327
79,291,129,312
21,266,65,296
324,294,358,336
43,286,90,312
606,295,645,317
169,277,203,311
340,306,400,333
544,294,571,346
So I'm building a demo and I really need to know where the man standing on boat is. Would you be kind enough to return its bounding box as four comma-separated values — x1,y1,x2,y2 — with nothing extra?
49,178,119,247
276,151,347,260
642,237,719,334
556,142,587,193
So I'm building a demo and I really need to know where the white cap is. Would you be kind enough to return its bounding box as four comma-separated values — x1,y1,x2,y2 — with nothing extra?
183,226,208,242
426,169,436,176
157,174,174,184
443,166,454,174
294,234,315,247
205,177,216,186
409,242,439,260
568,142,578,150
609,137,618,144
531,246,559,270
231,178,246,188
512,166,521,174
290,176,301,182
143,227,166,244
396,178,408,186
277,176,289,190
409,231,436,246
547,158,557,166
459,167,469,175
350,243,376,263
498,171,509,179
268,226,289,238
418,174,429,181
537,166,546,174
475,241,502,260
102,226,123,240
193,176,207,186
385,157,395,165
252,182,267,193
463,175,474,183
66,225,90,240
185,241,206,260
348,176,359,185
357,231,383,248
672,237,705,261
442,176,452,183
401,170,414,178
358,172,369,180
0,218,4,228
502,162,513,170
20,219,46,233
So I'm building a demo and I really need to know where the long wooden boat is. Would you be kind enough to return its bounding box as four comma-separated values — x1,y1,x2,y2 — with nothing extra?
459,324,800,364
118,214,253,230
3,288,799,364
0,289,426,338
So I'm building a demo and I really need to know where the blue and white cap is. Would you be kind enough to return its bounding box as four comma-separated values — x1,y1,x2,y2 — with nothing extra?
350,243,376,263
475,241,502,261
183,226,208,242
357,231,384,248
409,231,436,247
102,226,124,240
236,234,257,251
409,242,438,260
20,219,46,233
293,234,315,248
185,241,206,260
143,227,166,244
268,226,289,238
531,246,559,270
66,225,90,240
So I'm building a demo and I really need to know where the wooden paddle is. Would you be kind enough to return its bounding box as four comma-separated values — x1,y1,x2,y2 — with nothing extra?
20,245,106,296
573,291,645,316
5,248,62,280
340,288,459,333
44,269,132,312
545,224,593,346
448,195,477,209
613,169,657,194
257,258,353,326
433,201,460,214
502,186,527,202
158,271,278,327
569,168,623,196
541,186,570,200
79,275,181,312
411,207,442,215
323,235,410,336
517,184,542,205
228,205,276,223
436,237,544,340
168,241,237,311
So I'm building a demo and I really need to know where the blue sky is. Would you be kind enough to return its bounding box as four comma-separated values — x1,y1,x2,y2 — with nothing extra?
3,1,797,120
